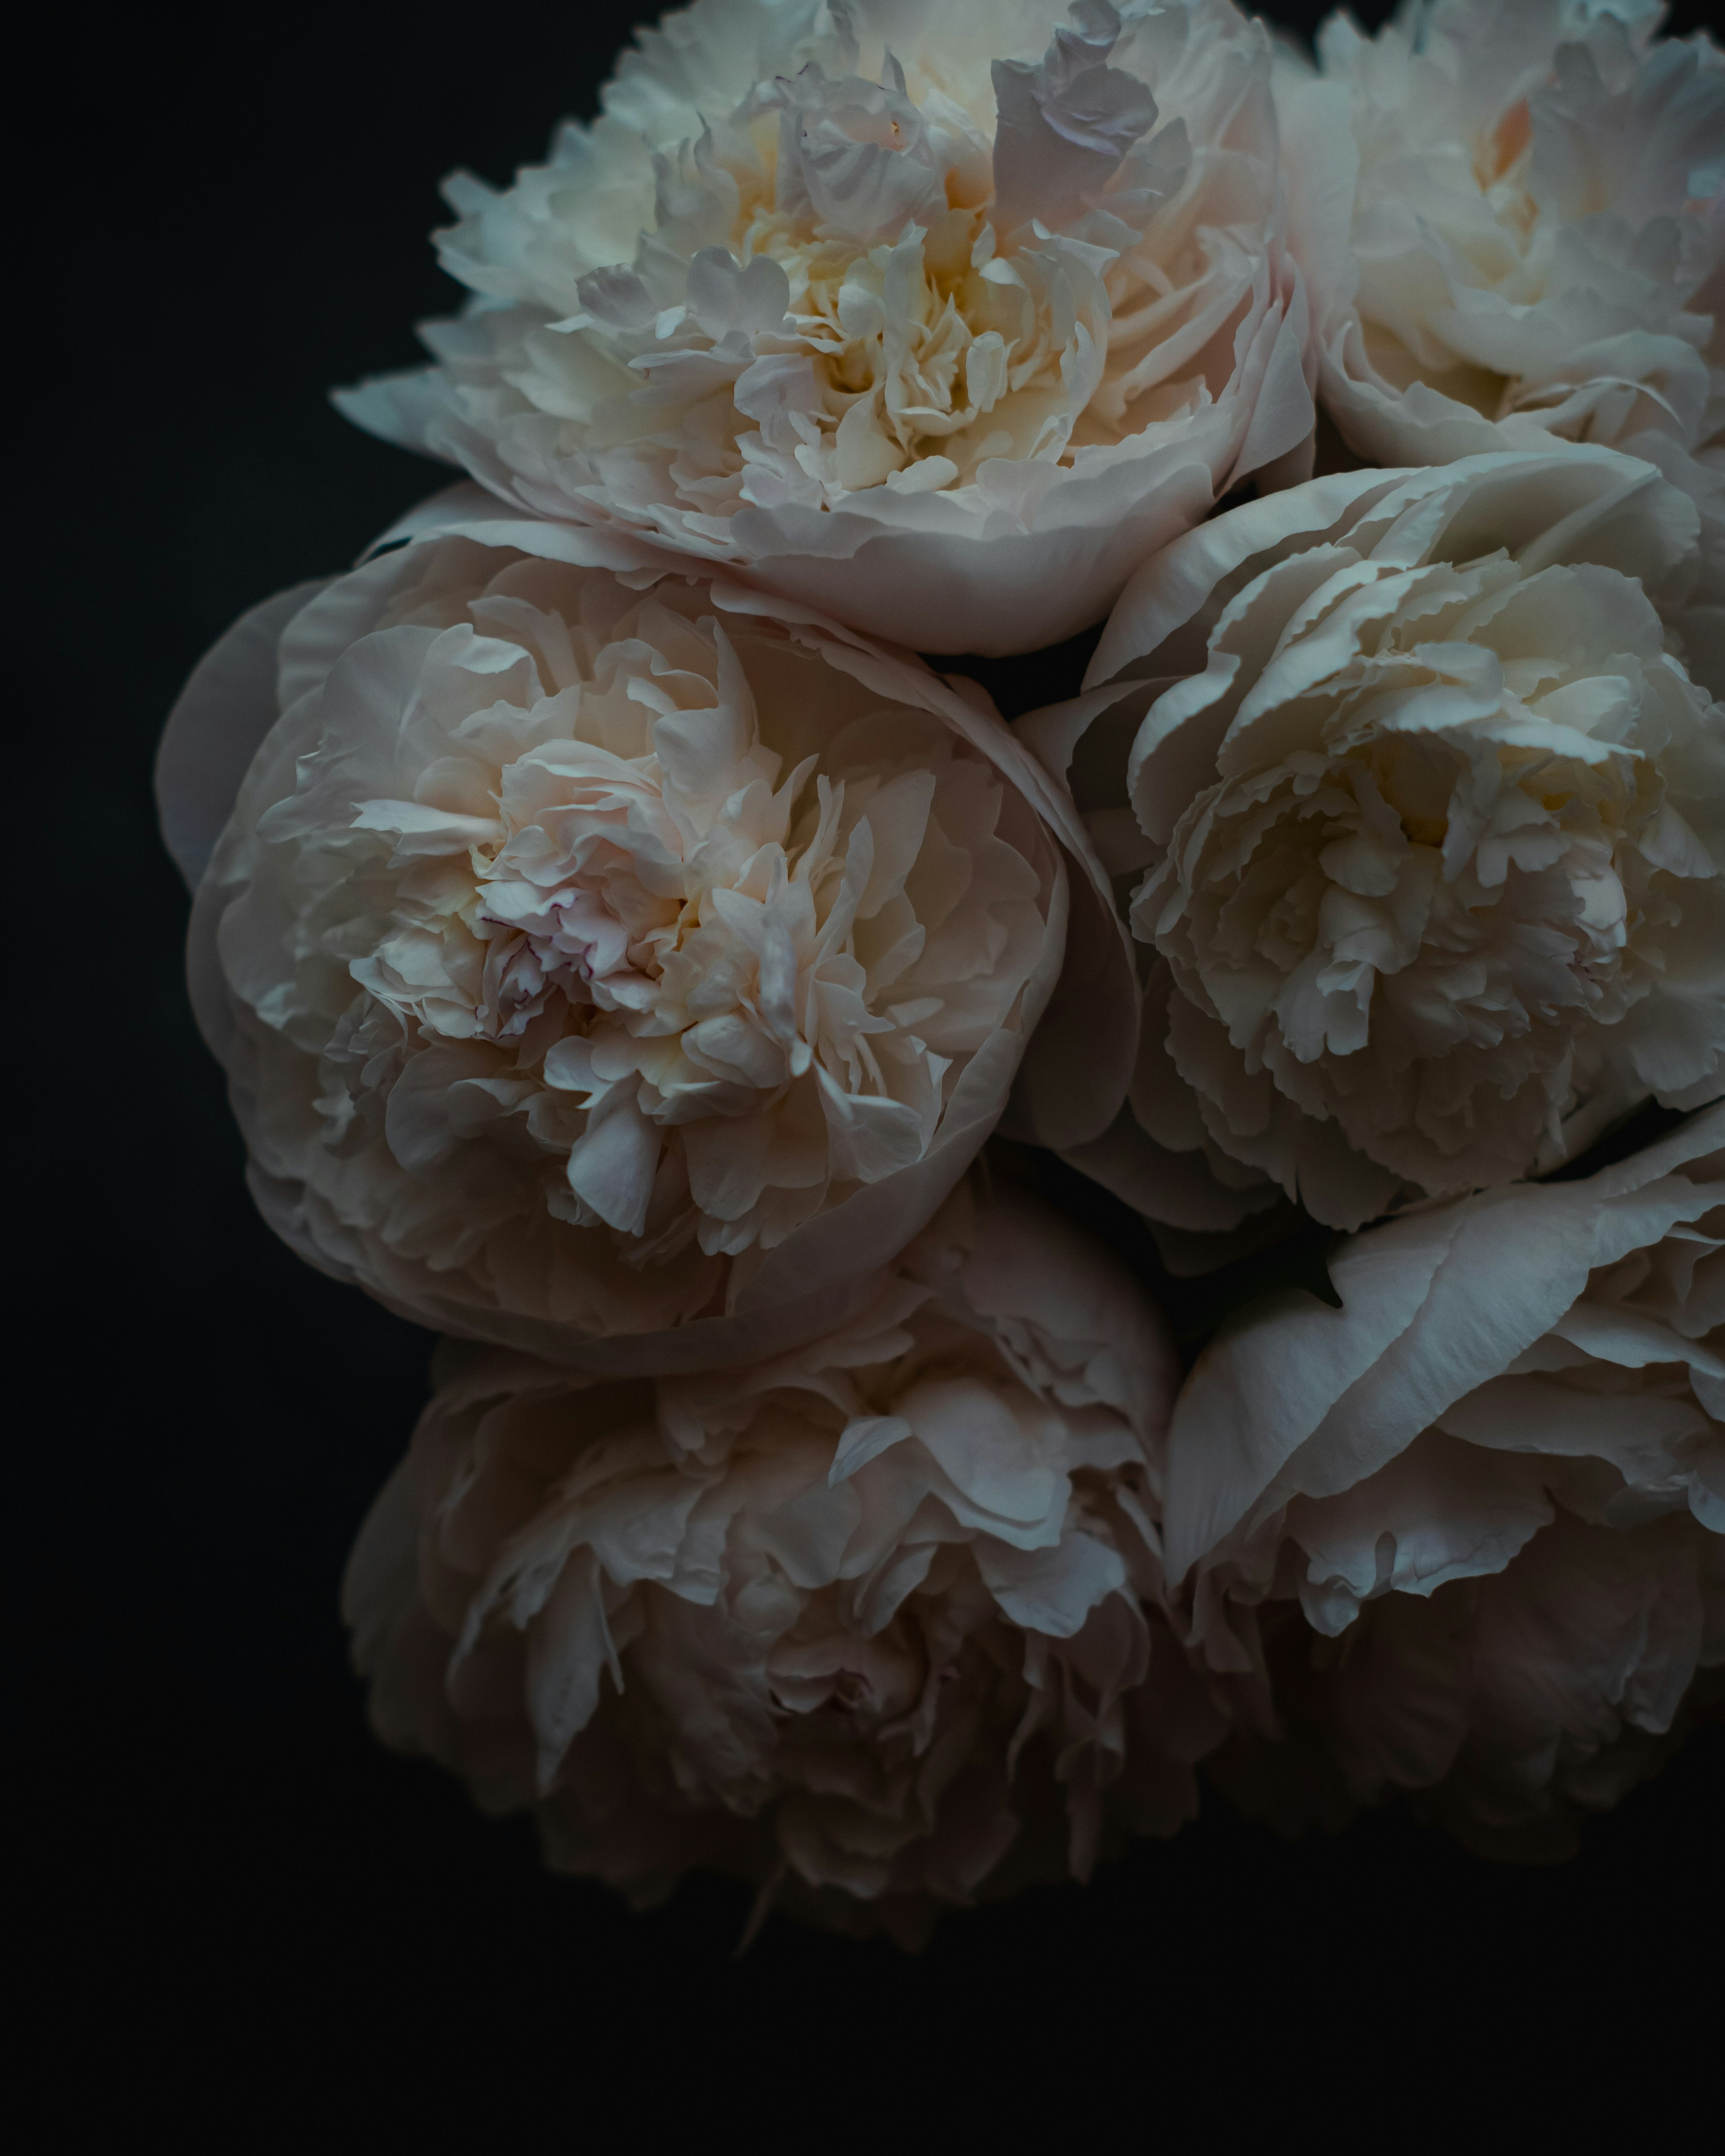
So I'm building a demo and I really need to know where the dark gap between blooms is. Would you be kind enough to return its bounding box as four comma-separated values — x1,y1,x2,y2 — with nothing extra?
995,1099,1721,1373
929,624,1105,725
1538,1098,1696,1183
991,1137,1344,1370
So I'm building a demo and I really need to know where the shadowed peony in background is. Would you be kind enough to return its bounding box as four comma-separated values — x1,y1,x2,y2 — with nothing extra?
1169,1106,1723,1857
155,0,1724,1945
343,1179,1223,1943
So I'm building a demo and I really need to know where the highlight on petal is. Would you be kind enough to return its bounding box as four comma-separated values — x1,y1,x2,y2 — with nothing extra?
342,1179,1223,1944
332,0,1318,654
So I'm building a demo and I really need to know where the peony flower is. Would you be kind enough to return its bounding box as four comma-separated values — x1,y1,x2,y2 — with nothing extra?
334,0,1317,655
159,512,1135,1370
1022,446,1725,1242
1276,0,1725,582
343,1180,1224,1942
1163,1103,1724,1856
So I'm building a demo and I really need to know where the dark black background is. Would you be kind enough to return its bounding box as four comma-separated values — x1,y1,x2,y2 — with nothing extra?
21,0,1720,2128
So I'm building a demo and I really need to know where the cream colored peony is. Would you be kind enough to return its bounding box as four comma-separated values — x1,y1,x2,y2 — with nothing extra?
336,0,1317,655
1277,0,1724,589
343,1182,1224,1942
1165,1105,1723,1856
1024,446,1725,1244
159,514,1133,1370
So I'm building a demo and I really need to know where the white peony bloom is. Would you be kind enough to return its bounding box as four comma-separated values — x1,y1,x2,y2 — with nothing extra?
1164,1104,1724,1855
335,0,1317,655
343,1182,1224,1942
1022,446,1725,1243
1277,0,1725,585
159,512,1134,1370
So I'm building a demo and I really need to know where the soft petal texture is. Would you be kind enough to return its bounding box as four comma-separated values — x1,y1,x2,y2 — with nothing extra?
335,0,1316,655
343,1181,1226,1943
1042,447,1725,1239
1169,1103,1725,1855
155,579,331,890
1277,0,1725,608
167,520,1123,1371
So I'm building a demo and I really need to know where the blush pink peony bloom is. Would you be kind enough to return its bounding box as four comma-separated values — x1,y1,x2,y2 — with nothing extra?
1021,446,1725,1252
1276,0,1724,583
343,1181,1226,1942
335,0,1317,654
158,514,1133,1370
1165,1105,1723,1856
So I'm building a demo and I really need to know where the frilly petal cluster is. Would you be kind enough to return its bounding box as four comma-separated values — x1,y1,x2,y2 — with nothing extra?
343,1181,1224,1941
1164,1104,1724,1854
1277,0,1725,566
1032,446,1725,1246
336,0,1317,654
159,516,1129,1371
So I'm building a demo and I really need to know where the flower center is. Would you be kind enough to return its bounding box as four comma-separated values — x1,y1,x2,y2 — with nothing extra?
1469,95,1532,199
574,48,1141,511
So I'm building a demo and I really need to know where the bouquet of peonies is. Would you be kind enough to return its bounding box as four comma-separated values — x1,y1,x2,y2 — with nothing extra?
156,0,1724,1943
